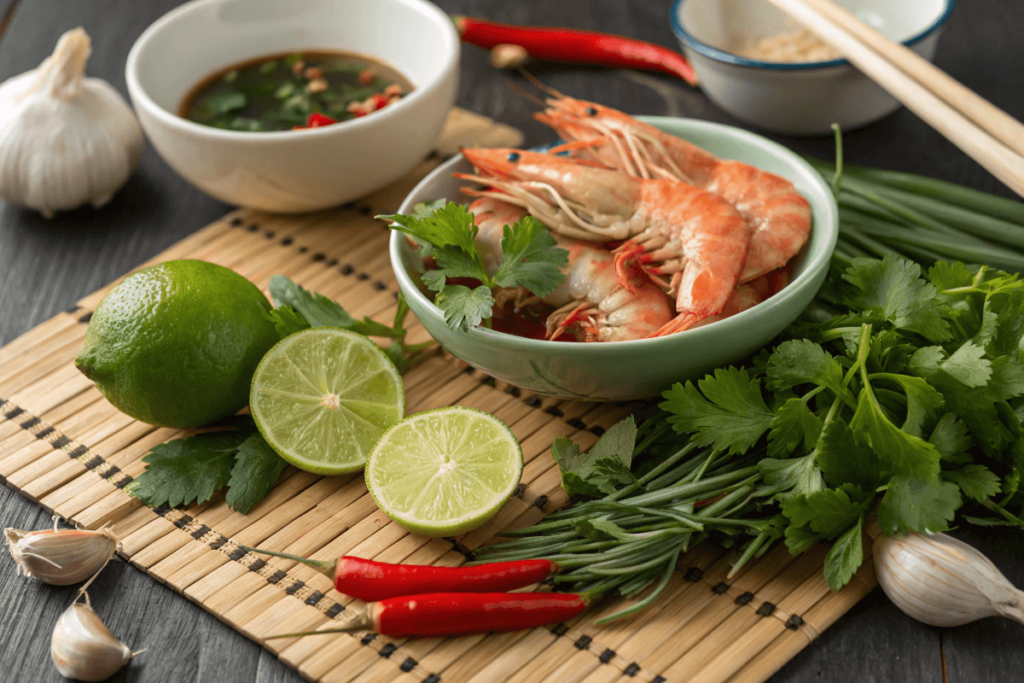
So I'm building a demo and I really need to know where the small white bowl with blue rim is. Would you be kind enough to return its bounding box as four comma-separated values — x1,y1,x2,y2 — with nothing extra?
670,0,955,135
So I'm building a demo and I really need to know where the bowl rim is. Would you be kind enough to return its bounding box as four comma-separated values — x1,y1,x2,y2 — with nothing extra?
669,0,955,71
124,0,459,141
389,115,840,355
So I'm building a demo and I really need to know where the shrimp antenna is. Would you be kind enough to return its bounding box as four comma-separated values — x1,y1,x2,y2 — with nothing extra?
517,68,565,98
505,78,547,108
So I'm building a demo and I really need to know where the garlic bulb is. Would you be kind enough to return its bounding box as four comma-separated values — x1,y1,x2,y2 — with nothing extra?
51,591,140,682
0,27,143,217
5,519,119,585
874,531,1024,627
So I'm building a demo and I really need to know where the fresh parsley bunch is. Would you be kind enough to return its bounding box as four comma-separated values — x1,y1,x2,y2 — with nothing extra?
662,255,1024,590
378,200,569,331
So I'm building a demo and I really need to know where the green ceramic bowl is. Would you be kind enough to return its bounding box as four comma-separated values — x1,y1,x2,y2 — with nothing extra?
390,116,838,400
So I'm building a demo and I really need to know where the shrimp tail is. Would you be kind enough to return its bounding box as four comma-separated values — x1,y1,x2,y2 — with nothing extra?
546,301,598,341
651,312,699,337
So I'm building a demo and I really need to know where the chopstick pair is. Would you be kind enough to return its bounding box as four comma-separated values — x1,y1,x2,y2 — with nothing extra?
767,0,1024,198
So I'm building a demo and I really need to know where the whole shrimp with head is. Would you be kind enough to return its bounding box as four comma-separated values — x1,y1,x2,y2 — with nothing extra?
458,148,752,336
467,195,674,342
536,97,812,283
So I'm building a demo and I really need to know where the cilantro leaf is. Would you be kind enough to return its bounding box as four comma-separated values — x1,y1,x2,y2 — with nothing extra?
767,398,822,458
433,244,490,283
840,255,950,342
928,261,975,291
986,289,1024,358
759,454,823,499
784,523,820,556
816,419,886,490
876,474,961,535
225,434,289,514
989,355,1024,399
765,339,844,395
869,373,944,438
661,368,774,455
588,416,637,469
781,485,871,539
550,417,637,497
435,284,494,332
127,430,250,508
908,346,944,379
269,275,396,338
850,376,941,478
266,305,311,339
940,341,991,388
928,413,973,463
824,517,864,592
942,464,1001,502
378,201,479,253
492,216,569,297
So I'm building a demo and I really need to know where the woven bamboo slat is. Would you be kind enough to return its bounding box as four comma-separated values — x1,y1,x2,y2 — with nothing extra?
0,108,875,683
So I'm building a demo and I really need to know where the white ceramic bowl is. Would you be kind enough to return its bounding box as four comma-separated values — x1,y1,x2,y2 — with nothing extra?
126,0,459,212
671,0,954,135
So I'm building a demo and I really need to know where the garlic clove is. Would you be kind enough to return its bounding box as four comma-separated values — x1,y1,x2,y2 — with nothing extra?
51,591,139,682
874,531,1024,628
5,520,119,586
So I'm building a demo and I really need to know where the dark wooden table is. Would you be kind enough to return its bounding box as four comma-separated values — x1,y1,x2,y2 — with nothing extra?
1,1,1022,681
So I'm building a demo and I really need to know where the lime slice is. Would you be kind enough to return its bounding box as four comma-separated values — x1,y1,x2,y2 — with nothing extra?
250,328,404,475
365,407,523,537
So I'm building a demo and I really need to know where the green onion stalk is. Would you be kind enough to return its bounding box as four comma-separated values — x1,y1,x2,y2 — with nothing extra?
472,416,778,624
812,126,1024,272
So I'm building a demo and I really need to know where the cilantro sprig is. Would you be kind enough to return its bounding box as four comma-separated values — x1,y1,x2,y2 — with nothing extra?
486,253,1024,602
378,201,569,331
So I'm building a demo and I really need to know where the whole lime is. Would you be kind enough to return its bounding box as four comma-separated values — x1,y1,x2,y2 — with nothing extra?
75,260,279,428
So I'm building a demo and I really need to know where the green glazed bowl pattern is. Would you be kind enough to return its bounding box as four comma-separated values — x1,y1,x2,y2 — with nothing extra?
390,117,839,400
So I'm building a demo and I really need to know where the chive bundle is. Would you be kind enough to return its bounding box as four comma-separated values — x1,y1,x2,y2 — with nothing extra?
805,155,1024,273
472,416,774,624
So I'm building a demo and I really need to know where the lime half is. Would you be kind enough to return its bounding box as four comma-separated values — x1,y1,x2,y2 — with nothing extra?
250,328,404,475
365,407,523,537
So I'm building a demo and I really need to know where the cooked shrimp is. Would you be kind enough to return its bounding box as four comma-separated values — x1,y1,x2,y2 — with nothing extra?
466,194,673,341
459,147,751,333
545,236,674,342
536,97,812,283
467,195,524,275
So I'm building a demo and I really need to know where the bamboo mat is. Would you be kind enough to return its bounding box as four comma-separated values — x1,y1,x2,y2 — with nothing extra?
0,108,876,683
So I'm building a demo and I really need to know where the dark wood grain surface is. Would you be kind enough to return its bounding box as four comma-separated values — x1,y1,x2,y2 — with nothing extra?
1,1,1022,681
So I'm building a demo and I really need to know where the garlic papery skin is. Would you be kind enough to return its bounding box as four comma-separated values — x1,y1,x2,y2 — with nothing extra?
5,522,119,585
0,27,143,217
874,531,1024,628
51,591,138,682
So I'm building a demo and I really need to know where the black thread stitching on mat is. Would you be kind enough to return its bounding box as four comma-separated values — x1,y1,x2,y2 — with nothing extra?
550,623,569,636
422,675,441,683
786,614,805,630
624,663,641,677
711,581,730,595
35,426,55,440
757,602,777,616
361,633,377,645
78,312,93,324
400,657,418,672
652,676,667,683
735,591,755,606
574,635,592,650
684,567,704,582
305,590,324,606
284,579,304,595
599,648,615,664
379,643,397,658
266,570,286,585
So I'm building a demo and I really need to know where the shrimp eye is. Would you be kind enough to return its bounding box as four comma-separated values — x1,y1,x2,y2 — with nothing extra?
507,152,520,162
585,106,598,116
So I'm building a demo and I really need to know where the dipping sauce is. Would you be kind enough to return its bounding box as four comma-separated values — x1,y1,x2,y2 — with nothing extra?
179,51,413,132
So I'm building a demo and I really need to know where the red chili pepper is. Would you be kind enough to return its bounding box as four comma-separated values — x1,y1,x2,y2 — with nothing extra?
368,94,389,112
307,113,337,128
269,592,588,639
240,546,557,602
452,15,698,87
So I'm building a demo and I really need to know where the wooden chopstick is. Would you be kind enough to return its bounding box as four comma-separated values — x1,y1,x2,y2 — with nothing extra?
767,0,1024,198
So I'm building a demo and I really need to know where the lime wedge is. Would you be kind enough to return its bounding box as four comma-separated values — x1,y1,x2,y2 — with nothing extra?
250,328,404,475
365,407,523,537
